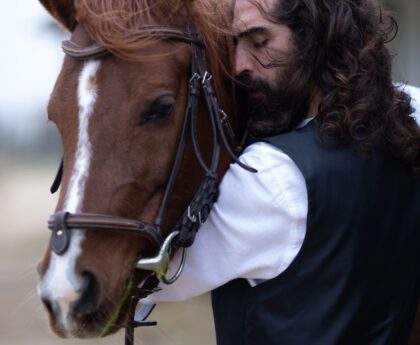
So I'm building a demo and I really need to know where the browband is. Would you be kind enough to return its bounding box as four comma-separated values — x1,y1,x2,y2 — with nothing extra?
62,25,204,60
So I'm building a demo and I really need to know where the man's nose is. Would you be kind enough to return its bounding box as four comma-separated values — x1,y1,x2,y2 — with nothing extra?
234,48,254,78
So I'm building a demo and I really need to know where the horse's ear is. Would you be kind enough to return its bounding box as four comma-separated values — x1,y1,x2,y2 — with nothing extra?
39,0,77,31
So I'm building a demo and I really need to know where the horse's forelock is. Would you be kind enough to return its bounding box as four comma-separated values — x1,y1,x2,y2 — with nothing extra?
74,0,237,131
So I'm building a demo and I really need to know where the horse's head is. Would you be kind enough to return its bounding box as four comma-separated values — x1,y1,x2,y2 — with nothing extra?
36,0,235,338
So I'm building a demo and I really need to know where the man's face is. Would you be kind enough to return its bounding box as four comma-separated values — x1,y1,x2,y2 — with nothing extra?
232,0,311,136
233,0,293,89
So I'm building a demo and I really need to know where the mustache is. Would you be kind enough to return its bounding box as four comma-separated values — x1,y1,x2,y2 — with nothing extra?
235,71,311,138
236,74,272,94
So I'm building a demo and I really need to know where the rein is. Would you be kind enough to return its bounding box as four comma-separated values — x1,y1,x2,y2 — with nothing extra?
48,24,256,345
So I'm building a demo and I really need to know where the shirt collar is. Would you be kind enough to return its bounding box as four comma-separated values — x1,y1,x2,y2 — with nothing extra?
297,116,316,129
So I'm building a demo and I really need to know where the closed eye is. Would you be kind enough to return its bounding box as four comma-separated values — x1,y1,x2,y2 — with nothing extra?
253,39,269,49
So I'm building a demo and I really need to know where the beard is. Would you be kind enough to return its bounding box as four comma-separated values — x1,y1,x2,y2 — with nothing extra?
236,65,312,138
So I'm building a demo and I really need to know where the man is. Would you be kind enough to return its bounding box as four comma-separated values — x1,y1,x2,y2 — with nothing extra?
144,0,420,344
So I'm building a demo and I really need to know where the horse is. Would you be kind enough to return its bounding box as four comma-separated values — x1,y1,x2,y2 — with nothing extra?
36,0,243,340
35,0,420,343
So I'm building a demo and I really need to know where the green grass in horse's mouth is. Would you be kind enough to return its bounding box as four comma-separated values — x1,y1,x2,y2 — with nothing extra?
100,276,134,337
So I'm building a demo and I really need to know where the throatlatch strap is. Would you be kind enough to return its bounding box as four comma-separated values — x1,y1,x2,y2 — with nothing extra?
50,158,63,194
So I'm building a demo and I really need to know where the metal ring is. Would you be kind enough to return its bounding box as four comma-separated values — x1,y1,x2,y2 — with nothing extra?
161,247,187,285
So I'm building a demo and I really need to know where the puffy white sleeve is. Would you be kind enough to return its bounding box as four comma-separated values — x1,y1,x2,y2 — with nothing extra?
142,142,308,303
398,84,420,125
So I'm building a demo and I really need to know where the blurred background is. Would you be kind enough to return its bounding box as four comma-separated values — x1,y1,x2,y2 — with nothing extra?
0,0,419,344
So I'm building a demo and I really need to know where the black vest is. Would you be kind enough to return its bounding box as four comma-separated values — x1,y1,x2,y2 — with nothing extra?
212,119,420,345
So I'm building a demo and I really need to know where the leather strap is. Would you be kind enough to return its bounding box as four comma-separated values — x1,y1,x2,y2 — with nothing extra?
50,158,63,194
62,25,203,60
62,40,108,60
48,213,162,249
50,211,71,255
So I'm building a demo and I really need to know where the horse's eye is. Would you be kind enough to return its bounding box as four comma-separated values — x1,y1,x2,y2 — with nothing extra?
142,100,174,124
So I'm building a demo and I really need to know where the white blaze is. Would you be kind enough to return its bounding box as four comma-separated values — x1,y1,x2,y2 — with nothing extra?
39,60,101,328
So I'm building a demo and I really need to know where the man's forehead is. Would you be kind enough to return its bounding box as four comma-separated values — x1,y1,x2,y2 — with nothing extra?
233,0,276,34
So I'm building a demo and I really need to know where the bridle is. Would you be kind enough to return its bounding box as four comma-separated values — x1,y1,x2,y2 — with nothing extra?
47,24,256,345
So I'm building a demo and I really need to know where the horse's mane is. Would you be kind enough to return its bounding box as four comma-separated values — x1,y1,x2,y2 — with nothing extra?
75,0,235,116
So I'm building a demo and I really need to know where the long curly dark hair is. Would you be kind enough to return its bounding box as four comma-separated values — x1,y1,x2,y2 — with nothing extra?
254,0,420,174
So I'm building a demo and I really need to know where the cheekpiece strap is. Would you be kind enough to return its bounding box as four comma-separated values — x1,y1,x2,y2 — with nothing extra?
174,176,218,247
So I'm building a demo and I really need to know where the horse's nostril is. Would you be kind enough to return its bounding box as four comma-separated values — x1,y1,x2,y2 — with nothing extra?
74,272,101,316
41,296,54,315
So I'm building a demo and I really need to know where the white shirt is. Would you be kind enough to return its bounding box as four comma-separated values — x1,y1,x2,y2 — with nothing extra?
143,86,420,303
405,84,420,125
143,122,309,303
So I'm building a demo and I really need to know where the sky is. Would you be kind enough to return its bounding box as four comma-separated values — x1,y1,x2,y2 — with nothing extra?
0,0,66,142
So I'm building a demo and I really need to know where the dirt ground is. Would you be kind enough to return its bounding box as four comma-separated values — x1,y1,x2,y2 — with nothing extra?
0,155,216,345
